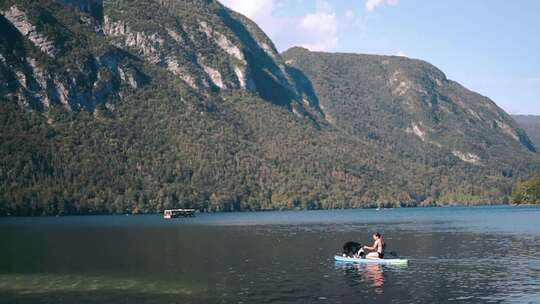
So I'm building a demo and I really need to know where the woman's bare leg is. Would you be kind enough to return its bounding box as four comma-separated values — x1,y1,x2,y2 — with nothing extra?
366,252,380,259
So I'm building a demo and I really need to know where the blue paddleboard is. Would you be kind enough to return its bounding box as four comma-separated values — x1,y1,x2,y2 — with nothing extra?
334,255,408,265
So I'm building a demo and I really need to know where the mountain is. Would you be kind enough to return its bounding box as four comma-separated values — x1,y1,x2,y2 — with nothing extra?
281,47,540,201
0,0,320,116
512,115,540,151
1,0,538,216
282,47,537,165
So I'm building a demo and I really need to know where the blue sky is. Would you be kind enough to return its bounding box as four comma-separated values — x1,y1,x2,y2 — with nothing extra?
220,0,540,115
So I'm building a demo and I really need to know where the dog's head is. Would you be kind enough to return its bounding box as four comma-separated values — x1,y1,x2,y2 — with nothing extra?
342,241,363,257
358,247,365,257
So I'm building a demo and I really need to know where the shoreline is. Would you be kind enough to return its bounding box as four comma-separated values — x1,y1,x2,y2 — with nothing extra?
2,203,538,218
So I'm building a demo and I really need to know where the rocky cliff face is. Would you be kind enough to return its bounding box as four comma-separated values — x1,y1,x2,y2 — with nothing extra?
3,5,59,58
101,0,322,116
1,0,321,117
0,1,146,111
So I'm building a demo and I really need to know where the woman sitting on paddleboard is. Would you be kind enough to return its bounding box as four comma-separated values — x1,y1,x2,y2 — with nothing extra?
363,232,386,259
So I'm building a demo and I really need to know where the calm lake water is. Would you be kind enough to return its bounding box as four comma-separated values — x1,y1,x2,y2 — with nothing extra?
1,206,539,304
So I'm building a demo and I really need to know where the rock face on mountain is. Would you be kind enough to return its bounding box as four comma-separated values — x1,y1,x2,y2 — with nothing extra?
0,1,146,111
1,0,321,116
282,47,536,167
1,0,539,215
513,115,540,151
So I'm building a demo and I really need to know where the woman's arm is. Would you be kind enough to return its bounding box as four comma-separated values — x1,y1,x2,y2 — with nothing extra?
364,240,378,251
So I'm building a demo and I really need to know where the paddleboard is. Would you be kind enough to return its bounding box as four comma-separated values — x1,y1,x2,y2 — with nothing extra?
334,255,408,265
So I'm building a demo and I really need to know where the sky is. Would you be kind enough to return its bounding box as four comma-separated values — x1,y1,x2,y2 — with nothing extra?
219,0,540,115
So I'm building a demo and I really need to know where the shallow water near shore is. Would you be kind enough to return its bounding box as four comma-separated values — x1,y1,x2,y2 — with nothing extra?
1,206,539,303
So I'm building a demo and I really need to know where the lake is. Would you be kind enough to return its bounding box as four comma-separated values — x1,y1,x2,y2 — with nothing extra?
1,206,539,303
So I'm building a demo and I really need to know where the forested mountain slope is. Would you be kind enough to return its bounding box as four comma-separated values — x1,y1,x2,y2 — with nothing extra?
282,47,540,201
0,0,538,215
282,47,537,166
513,115,540,151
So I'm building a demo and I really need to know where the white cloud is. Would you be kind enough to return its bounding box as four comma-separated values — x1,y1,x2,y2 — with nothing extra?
219,0,339,52
219,0,282,38
345,10,355,18
366,0,383,12
219,0,275,19
299,12,338,51
395,50,407,57
366,0,400,12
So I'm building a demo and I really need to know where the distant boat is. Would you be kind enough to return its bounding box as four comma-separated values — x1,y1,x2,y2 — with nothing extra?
163,209,196,219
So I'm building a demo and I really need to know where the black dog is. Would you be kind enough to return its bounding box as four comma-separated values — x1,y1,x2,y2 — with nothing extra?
342,241,365,258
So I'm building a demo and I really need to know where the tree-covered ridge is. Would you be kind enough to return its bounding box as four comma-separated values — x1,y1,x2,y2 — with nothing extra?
282,47,538,170
513,115,540,151
0,90,418,216
512,176,540,204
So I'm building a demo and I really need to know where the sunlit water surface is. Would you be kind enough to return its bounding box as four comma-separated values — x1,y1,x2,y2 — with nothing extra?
1,206,539,303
